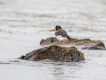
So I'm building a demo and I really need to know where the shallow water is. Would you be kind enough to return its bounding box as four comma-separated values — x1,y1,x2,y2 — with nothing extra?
0,0,106,80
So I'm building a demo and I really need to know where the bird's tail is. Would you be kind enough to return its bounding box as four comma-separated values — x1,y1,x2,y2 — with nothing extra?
67,35,71,40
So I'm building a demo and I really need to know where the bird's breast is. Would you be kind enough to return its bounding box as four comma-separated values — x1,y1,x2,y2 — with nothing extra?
56,35,67,41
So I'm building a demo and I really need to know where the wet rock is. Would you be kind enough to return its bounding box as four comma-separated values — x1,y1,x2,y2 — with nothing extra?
89,46,106,50
19,55,25,59
40,39,45,45
19,45,85,62
82,41,106,50
40,37,71,45
40,37,105,50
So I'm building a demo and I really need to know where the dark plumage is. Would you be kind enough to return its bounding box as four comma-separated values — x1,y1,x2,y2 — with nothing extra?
55,25,71,40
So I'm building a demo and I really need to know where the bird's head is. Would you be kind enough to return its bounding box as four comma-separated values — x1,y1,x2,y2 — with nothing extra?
49,25,62,32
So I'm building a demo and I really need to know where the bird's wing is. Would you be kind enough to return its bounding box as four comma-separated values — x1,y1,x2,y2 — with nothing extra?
55,29,67,36
55,29,71,40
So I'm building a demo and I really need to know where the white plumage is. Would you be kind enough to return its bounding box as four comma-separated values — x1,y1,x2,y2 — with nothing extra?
56,35,68,41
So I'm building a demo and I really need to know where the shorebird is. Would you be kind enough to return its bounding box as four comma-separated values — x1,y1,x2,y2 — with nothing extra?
50,25,71,45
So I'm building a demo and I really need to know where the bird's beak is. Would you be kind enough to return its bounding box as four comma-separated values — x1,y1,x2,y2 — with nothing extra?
49,28,56,32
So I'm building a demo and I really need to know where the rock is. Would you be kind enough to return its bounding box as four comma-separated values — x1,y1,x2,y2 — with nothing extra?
82,41,106,50
40,37,106,50
89,46,106,50
19,45,85,62
19,55,25,59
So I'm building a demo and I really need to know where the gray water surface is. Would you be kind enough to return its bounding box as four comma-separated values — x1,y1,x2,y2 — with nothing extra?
0,0,106,80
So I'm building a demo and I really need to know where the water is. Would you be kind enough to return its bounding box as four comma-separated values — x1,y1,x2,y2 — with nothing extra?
0,0,106,80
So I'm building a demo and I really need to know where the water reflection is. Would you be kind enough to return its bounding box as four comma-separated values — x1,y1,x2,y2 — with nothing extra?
49,61,86,80
52,63,65,80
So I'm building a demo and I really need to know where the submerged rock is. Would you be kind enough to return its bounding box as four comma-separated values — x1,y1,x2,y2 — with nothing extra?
19,45,85,62
40,37,105,50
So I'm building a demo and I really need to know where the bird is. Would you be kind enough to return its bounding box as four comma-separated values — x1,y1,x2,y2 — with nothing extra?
49,25,71,45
